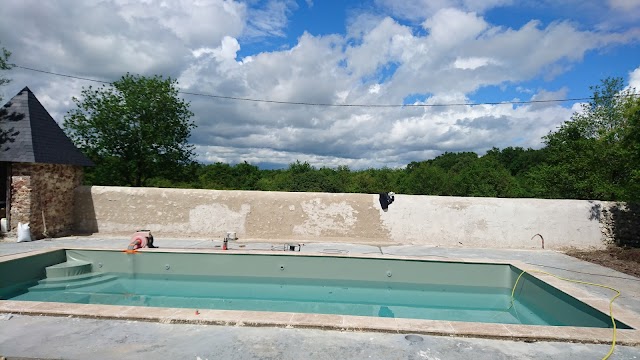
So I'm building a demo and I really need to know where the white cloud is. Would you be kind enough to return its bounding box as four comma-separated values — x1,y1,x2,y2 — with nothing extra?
609,0,640,11
115,0,247,46
374,0,513,22
453,57,499,70
179,36,244,89
244,0,298,38
175,9,638,168
386,95,573,155
0,0,250,82
36,79,89,124
2,2,639,170
422,8,488,45
629,66,640,90
215,36,242,62
528,87,569,110
345,17,412,79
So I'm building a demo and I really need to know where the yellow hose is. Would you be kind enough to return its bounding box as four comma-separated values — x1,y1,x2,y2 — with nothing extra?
510,269,621,360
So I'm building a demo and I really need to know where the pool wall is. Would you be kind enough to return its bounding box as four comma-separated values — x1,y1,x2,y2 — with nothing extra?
509,270,626,329
0,249,66,290
73,186,613,249
66,249,514,288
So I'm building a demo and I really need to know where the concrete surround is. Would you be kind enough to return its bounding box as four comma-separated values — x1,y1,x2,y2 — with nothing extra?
74,186,614,249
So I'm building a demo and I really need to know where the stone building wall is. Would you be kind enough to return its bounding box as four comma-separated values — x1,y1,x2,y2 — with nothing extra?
9,174,31,227
10,163,84,238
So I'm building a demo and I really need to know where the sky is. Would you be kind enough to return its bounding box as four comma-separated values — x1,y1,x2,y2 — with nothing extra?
1,0,640,170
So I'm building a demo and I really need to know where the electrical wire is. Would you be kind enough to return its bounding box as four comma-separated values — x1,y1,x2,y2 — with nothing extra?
510,269,621,360
11,65,111,84
11,64,640,108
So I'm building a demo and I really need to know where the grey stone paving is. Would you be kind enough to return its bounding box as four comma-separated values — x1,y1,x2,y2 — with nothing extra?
2,315,640,360
1,236,639,359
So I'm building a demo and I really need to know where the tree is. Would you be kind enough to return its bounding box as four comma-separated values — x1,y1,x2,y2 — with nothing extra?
282,161,343,193
402,162,448,195
195,161,261,190
231,162,262,190
64,73,196,186
198,162,235,189
348,170,378,194
427,151,478,171
448,157,518,197
347,167,402,194
622,97,640,200
0,43,12,102
484,146,545,177
335,165,352,193
256,169,287,191
540,77,636,200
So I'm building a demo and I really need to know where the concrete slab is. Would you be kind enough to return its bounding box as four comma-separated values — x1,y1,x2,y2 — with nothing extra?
1,314,640,360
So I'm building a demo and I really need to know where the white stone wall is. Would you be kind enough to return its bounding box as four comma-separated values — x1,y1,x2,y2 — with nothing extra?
73,186,613,250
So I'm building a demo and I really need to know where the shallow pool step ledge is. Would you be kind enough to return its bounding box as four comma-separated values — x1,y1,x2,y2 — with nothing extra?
32,273,118,291
45,260,92,278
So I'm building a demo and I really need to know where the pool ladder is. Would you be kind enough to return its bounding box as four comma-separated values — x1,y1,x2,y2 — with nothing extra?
222,232,237,250
284,243,303,251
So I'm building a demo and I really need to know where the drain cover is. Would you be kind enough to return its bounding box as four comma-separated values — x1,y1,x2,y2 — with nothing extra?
404,334,424,342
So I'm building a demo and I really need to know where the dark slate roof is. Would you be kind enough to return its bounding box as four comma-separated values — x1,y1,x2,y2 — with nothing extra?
0,87,93,166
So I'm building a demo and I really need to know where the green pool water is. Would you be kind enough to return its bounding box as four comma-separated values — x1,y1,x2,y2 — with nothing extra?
0,249,631,329
6,274,535,324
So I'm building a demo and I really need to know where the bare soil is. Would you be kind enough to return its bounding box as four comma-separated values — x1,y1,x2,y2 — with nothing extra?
565,247,640,278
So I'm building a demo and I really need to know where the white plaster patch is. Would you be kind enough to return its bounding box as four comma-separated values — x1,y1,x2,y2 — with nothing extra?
377,195,605,249
189,204,250,235
293,199,357,236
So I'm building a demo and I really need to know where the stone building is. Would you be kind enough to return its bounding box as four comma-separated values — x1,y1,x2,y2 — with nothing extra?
1,87,93,238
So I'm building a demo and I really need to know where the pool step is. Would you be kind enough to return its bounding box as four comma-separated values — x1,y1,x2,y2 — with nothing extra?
39,272,110,285
31,273,119,292
45,260,92,278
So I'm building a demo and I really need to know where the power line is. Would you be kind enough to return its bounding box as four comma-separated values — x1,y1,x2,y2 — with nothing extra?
13,65,111,84
11,64,640,108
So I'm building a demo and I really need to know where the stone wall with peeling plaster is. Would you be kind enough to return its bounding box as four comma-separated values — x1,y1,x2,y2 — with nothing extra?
73,186,620,250
10,163,84,239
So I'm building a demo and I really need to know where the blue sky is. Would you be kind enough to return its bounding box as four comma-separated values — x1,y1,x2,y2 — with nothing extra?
1,0,639,169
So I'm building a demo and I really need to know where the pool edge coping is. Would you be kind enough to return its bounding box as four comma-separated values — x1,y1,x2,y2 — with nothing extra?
1,247,639,346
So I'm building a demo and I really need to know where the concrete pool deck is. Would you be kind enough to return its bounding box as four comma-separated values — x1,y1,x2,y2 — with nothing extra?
1,236,640,359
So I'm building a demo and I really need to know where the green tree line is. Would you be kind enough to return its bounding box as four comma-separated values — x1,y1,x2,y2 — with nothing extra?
68,75,639,202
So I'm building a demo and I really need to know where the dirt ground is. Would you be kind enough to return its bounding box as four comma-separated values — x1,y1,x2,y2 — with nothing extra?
565,246,640,278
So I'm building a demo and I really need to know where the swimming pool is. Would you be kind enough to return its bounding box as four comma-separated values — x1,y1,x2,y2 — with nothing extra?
0,248,632,330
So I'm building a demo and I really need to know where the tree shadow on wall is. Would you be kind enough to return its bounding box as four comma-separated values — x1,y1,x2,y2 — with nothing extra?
0,105,24,152
70,186,99,236
599,203,640,248
588,201,602,221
